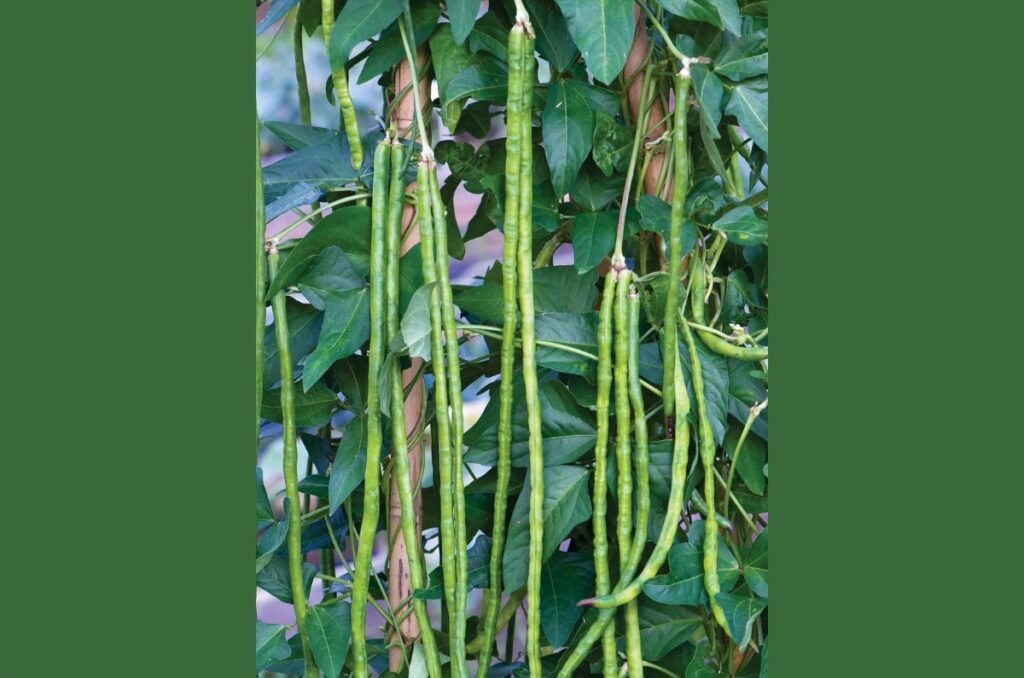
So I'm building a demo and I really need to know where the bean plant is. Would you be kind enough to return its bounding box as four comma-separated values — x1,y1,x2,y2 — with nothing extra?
256,1,768,676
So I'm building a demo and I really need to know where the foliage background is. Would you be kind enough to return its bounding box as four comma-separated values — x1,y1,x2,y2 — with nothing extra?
3,2,1023,678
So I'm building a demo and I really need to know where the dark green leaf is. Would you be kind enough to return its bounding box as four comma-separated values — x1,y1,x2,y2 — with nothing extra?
715,591,767,650
592,110,632,176
725,423,766,496
503,465,593,590
725,82,768,152
467,12,510,60
256,620,292,672
256,555,317,604
446,56,510,104
357,1,441,84
399,284,436,361
572,166,623,211
741,527,768,598
542,79,595,196
715,31,768,81
454,101,493,138
298,474,329,499
264,121,336,150
430,25,477,130
256,508,290,574
455,266,598,324
334,354,369,413
261,383,338,428
263,137,364,208
536,311,599,377
257,468,274,530
525,0,579,73
571,212,617,274
712,206,767,245
621,599,703,661
554,0,635,84
691,64,724,137
328,0,405,70
263,299,323,389
307,602,352,678
297,246,366,309
659,0,741,35
449,0,483,44
303,287,371,390
266,207,373,297
540,551,595,647
329,417,368,513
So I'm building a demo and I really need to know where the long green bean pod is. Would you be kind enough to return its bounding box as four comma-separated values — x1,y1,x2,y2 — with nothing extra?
268,246,318,678
416,160,462,671
476,23,526,673
256,112,267,444
681,313,731,637
426,168,469,674
385,144,442,678
613,270,633,581
586,356,690,609
321,0,363,170
661,71,691,423
690,253,768,362
350,138,391,676
514,22,544,677
293,16,311,126
591,270,618,678
622,286,650,678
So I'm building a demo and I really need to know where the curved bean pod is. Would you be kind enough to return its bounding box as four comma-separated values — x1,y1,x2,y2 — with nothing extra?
321,0,363,170
690,254,768,362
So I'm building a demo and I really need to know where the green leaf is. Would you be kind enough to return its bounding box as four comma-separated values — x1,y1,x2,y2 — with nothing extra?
741,527,768,598
399,284,436,361
257,468,274,530
303,287,371,390
296,246,366,309
256,555,317,604
592,110,632,176
430,25,477,130
525,0,579,73
445,56,510,104
712,206,767,245
417,534,494,599
329,417,368,514
659,0,741,35
760,637,769,678
678,337,730,444
502,464,592,591
465,379,597,468
261,383,338,428
641,526,738,606
540,550,595,647
298,474,329,498
266,206,373,297
334,354,369,413
622,599,703,661
572,212,617,274
691,64,724,137
572,165,623,211
542,79,595,196
264,121,336,150
357,1,441,84
454,101,493,139
467,12,510,61
715,591,767,650
685,641,722,678
398,244,425,315
263,299,323,388
455,266,598,324
256,513,289,574
256,620,292,672
637,198,697,255
725,82,768,152
449,0,483,44
307,602,352,678
328,0,405,71
554,0,635,84
715,31,768,81
536,311,599,377
725,423,766,496
263,137,364,208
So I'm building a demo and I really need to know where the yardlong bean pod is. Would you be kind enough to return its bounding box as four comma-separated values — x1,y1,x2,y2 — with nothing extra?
350,138,391,676
293,16,311,126
476,21,526,673
681,309,731,637
661,70,691,423
513,18,544,676
690,253,768,362
321,0,363,170
267,245,318,678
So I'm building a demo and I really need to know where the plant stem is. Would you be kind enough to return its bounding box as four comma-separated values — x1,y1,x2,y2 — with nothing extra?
293,13,311,126
256,111,267,446
270,193,371,243
723,399,768,513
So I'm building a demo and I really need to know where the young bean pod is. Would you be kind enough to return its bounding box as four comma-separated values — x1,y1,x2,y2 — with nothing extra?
681,312,732,637
661,71,692,423
591,270,619,678
514,23,544,677
267,245,318,678
427,168,469,673
321,0,363,170
293,17,311,126
690,253,768,362
476,22,526,673
350,138,391,676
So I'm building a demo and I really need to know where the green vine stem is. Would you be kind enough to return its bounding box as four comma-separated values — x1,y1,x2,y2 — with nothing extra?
723,398,768,513
293,12,311,126
321,0,363,170
255,111,266,445
267,243,318,678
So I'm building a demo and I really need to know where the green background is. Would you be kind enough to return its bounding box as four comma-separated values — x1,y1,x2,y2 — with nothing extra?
3,1,1022,675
